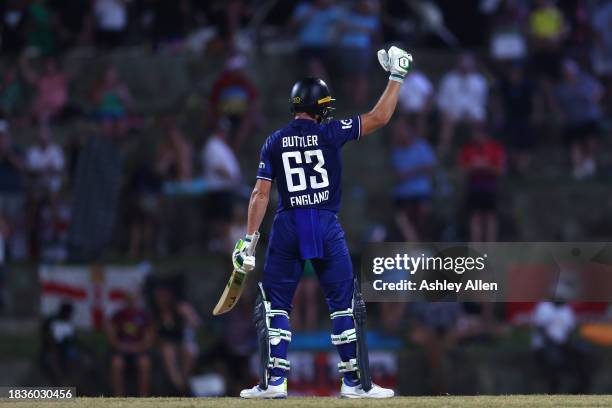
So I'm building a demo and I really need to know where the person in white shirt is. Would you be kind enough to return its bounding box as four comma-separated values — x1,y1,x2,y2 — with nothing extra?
436,54,488,155
398,69,433,138
201,120,242,250
27,125,65,194
531,300,591,393
94,0,128,47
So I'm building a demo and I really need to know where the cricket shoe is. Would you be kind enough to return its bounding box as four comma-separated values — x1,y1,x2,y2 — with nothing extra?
240,377,287,399
340,379,394,398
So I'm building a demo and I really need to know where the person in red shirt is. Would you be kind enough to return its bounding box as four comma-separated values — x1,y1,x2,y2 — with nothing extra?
458,123,506,242
106,293,155,397
209,55,261,151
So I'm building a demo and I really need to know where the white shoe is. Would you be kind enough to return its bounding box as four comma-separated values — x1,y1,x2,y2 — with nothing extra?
240,379,287,399
340,380,394,398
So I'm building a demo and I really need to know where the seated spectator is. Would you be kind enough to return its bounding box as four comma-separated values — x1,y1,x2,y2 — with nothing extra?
528,0,566,80
337,0,381,107
398,68,434,139
458,123,505,242
552,59,604,180
156,117,193,182
202,120,241,250
290,0,343,80
437,54,488,156
532,300,591,393
390,117,436,242
106,293,155,397
497,61,536,174
40,302,78,386
152,286,200,396
92,66,131,137
94,0,128,48
20,54,69,123
209,55,260,151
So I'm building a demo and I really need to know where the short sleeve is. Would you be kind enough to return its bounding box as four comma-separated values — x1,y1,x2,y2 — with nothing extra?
256,138,274,181
327,115,361,147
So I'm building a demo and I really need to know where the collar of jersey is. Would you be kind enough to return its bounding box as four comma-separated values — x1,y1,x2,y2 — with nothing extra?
291,118,318,127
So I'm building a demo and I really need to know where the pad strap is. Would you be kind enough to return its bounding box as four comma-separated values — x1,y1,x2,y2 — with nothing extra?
338,358,359,372
268,357,291,371
268,308,289,319
331,328,357,345
330,308,353,319
269,328,292,343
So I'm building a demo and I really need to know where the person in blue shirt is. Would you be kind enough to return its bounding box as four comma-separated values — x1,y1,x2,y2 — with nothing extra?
290,0,343,80
337,0,381,107
232,46,413,399
390,117,437,242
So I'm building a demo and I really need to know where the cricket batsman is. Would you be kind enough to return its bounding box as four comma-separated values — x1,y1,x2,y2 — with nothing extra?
232,46,412,398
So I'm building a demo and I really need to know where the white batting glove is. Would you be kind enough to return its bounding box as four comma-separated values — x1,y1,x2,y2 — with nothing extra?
232,235,255,274
377,46,413,83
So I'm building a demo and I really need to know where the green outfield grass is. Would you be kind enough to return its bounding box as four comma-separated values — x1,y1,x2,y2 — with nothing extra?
1,396,612,408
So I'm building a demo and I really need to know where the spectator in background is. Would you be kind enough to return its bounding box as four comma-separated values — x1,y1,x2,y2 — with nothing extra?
290,0,343,80
591,1,612,98
152,286,200,396
390,117,436,242
437,54,488,156
337,0,380,107
458,123,505,242
409,302,461,395
107,293,155,397
156,117,193,182
26,125,64,257
202,120,241,250
20,54,69,123
532,299,591,393
528,0,566,80
125,158,162,259
398,67,434,146
552,59,604,180
92,66,131,138
40,302,78,386
209,55,260,152
94,0,128,48
1,0,26,55
497,61,536,174
27,125,65,195
1,65,24,117
24,0,57,56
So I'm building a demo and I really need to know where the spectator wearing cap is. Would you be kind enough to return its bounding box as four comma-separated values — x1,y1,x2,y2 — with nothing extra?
552,59,604,180
209,55,261,152
437,54,488,156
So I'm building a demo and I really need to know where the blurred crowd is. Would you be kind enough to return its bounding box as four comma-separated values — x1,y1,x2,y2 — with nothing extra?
0,0,612,396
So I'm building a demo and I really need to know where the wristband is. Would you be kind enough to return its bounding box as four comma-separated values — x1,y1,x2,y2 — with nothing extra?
389,73,405,83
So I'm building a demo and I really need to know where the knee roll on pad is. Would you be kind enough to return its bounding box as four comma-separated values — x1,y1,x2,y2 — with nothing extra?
255,283,291,390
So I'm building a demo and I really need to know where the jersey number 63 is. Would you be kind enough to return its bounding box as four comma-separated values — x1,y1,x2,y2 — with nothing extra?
282,150,329,192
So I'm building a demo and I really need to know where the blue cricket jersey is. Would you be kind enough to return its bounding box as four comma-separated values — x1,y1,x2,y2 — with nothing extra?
256,116,361,213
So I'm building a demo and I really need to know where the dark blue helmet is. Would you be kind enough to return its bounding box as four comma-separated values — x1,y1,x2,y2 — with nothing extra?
289,77,335,122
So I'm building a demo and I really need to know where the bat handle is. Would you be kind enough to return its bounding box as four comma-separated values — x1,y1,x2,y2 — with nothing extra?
247,231,260,256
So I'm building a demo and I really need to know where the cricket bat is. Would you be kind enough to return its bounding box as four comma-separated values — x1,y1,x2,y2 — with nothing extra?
212,231,260,316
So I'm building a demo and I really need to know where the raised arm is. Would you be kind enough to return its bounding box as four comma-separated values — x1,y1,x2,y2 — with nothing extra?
360,46,412,137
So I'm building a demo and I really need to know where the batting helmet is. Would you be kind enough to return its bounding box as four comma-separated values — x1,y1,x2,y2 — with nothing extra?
289,77,335,121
